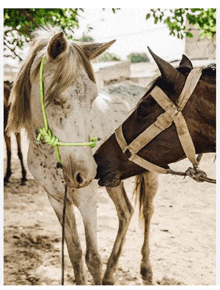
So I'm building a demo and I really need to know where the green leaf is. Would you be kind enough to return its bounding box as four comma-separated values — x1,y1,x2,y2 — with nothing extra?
154,17,158,24
146,13,151,20
185,32,193,38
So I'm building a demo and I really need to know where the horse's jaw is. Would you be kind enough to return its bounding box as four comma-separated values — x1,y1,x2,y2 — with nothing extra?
96,170,121,187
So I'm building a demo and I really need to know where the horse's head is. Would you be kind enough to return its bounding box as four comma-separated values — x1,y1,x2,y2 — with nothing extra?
8,27,115,188
94,49,216,187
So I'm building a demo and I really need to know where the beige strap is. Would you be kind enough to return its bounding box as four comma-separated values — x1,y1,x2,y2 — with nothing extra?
150,86,177,112
114,68,201,175
174,112,197,166
128,86,179,154
129,153,169,174
176,68,202,110
115,125,128,153
128,111,173,154
115,125,169,173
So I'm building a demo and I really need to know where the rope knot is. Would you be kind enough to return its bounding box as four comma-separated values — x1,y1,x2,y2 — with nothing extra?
185,167,207,182
37,128,59,147
90,136,100,148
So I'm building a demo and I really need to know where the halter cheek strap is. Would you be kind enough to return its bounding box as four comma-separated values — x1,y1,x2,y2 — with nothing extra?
115,68,202,175
37,55,99,165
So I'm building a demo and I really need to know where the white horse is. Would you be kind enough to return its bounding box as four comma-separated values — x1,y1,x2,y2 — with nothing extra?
8,26,158,285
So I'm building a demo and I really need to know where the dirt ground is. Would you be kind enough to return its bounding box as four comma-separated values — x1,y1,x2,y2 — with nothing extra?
4,131,216,285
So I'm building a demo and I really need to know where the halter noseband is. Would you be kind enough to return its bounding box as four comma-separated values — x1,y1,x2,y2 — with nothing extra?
115,69,215,183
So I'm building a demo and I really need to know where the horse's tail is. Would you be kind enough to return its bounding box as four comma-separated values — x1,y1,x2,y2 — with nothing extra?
133,172,159,223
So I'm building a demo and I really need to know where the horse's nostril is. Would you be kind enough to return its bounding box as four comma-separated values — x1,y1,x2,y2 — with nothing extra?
76,172,84,185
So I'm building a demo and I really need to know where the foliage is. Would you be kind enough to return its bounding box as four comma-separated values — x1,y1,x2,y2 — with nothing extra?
4,8,120,61
4,8,216,61
103,8,121,13
78,35,95,42
96,52,121,62
4,8,83,60
127,52,150,63
145,8,216,40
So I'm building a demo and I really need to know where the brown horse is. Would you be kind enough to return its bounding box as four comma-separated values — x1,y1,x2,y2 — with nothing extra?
94,50,216,186
94,50,216,284
4,81,27,185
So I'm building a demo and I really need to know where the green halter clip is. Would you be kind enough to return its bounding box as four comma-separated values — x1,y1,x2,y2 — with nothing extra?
37,55,99,165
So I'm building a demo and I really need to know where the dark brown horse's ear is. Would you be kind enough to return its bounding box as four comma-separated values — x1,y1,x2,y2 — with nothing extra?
147,46,183,84
179,54,193,69
80,40,116,60
47,32,68,59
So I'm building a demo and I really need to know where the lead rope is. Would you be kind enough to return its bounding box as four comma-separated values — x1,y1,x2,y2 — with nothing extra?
167,153,216,184
61,184,68,285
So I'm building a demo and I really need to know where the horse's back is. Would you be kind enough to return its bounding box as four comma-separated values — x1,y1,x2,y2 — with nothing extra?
91,81,146,150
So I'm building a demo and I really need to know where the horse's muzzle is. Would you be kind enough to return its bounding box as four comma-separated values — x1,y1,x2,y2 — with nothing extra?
96,170,121,187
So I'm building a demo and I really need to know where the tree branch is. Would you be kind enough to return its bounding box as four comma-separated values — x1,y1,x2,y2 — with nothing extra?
4,40,23,61
20,9,40,28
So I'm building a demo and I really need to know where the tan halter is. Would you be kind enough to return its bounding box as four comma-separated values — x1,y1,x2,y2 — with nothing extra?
115,69,215,183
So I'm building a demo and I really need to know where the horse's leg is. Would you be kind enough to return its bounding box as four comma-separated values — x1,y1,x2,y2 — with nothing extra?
139,172,159,285
4,133,12,184
72,183,102,285
103,182,134,285
47,193,87,285
15,133,27,185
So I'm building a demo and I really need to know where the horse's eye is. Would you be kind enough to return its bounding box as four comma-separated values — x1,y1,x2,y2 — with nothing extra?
137,95,157,120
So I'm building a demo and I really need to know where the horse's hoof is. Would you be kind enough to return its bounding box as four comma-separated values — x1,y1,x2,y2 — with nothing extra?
20,182,27,186
102,275,115,285
20,179,28,186
102,280,115,285
142,277,153,285
4,177,9,185
141,265,153,285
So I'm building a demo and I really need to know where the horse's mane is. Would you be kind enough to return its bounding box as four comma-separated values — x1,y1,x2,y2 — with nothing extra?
8,26,96,133
201,63,216,83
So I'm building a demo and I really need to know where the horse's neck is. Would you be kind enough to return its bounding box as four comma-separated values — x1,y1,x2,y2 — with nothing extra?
91,82,146,151
195,120,216,153
194,86,216,153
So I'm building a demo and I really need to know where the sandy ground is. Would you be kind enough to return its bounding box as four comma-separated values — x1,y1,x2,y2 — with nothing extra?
4,131,216,285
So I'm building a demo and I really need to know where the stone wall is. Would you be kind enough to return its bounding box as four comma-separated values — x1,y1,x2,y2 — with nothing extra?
185,23,216,60
93,61,131,89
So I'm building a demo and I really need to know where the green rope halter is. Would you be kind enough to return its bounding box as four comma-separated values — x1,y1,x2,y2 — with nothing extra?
37,55,99,164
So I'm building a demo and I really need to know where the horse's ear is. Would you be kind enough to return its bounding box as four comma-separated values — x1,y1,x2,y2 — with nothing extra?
47,32,68,59
80,40,116,60
147,47,184,84
179,54,193,69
